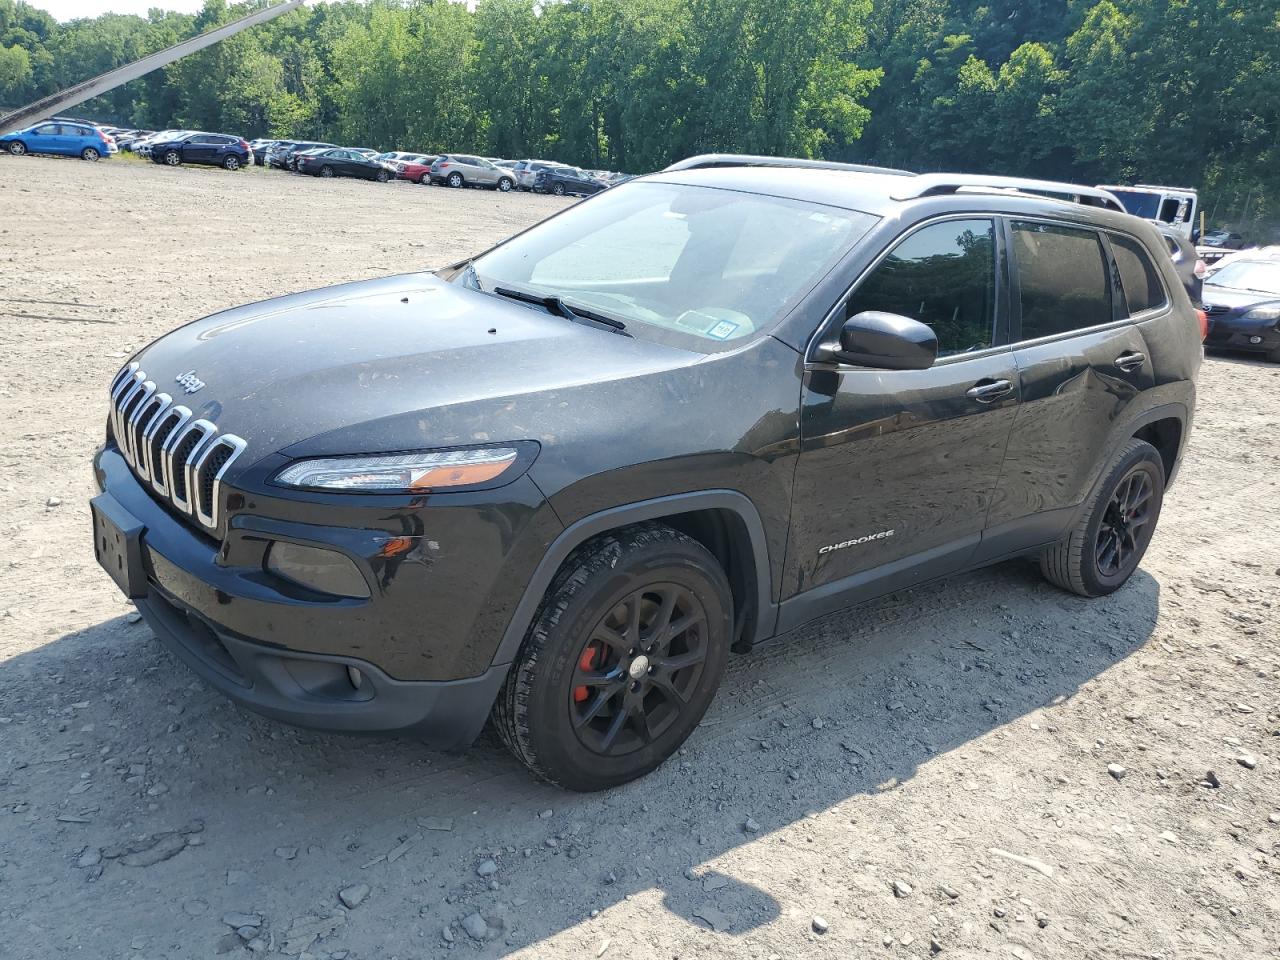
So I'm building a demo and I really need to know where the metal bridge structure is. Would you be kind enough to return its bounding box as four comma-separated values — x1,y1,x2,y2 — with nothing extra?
0,0,304,133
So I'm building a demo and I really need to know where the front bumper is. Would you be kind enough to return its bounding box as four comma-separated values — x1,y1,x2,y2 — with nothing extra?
1205,316,1280,353
92,443,557,744
134,586,505,745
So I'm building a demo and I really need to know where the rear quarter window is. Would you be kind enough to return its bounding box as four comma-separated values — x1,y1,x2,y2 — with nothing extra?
1111,234,1168,314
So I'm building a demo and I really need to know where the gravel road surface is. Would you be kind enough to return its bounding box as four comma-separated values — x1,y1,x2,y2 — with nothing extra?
0,156,1276,959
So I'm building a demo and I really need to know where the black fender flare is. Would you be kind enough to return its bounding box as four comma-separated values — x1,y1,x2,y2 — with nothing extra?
489,490,775,668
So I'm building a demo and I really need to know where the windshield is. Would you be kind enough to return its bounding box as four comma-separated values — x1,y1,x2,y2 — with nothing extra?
1208,260,1280,295
464,181,874,348
1109,189,1162,220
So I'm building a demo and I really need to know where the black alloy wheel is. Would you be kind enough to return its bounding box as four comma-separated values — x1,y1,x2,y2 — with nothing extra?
319,165,334,178
569,583,709,757
493,523,732,791
1095,468,1154,580
1039,438,1165,597
552,181,566,196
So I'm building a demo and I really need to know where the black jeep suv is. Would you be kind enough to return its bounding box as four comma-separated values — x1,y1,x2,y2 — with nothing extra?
92,158,1201,790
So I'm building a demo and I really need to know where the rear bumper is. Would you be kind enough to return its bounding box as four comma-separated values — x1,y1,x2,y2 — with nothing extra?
136,586,505,746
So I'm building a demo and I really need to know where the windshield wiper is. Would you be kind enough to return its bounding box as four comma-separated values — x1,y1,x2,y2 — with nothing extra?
494,286,631,337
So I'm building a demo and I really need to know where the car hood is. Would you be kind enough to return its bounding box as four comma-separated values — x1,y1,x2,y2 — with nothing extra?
1201,284,1280,311
126,272,700,465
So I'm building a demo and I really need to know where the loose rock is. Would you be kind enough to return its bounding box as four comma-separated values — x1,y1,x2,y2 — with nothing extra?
461,912,489,941
1107,764,1127,780
476,859,498,878
339,883,370,908
812,915,829,934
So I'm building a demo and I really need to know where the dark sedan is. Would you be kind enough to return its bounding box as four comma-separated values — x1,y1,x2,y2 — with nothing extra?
296,148,392,182
1201,257,1280,361
149,132,251,170
277,141,336,171
533,165,607,197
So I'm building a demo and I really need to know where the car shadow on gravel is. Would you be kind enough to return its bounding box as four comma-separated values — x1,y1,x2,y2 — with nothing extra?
0,560,1159,954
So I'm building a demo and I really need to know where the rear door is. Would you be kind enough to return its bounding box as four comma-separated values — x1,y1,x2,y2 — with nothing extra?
184,134,216,163
979,218,1155,559
782,216,1020,626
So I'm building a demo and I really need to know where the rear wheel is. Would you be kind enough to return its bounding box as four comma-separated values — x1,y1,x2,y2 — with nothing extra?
80,147,100,162
447,171,464,188
493,523,732,791
162,150,181,166
222,155,240,171
1039,439,1165,597
7,141,26,156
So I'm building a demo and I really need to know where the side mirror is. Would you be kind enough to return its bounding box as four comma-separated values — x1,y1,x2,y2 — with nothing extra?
828,311,938,370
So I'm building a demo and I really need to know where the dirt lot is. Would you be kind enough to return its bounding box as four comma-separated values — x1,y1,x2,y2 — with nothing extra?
0,155,1276,960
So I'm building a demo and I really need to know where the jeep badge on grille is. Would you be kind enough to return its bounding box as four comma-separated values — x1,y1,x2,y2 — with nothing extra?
175,370,205,394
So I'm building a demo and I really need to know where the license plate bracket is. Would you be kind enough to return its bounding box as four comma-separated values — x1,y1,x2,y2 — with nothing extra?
91,493,147,599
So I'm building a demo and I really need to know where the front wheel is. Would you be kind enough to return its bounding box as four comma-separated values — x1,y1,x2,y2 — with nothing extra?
7,141,26,156
162,150,181,166
418,174,431,185
375,168,389,182
493,523,732,791
222,155,240,171
552,181,566,196
319,165,334,178
1039,438,1165,597
497,176,513,192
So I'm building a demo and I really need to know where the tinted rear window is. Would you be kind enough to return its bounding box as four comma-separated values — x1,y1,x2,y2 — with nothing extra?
1013,222,1112,340
1111,234,1167,314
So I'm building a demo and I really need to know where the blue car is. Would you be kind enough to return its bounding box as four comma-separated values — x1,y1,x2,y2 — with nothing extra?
2,120,116,161
1202,255,1280,362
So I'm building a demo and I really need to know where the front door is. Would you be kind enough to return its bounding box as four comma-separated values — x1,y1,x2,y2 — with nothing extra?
781,217,1020,630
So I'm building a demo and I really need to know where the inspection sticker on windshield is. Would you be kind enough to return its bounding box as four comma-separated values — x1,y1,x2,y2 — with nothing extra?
706,319,739,340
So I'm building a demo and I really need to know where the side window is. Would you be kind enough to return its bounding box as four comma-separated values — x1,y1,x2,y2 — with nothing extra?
846,218,997,357
35,124,59,135
1012,222,1111,340
1111,234,1167,315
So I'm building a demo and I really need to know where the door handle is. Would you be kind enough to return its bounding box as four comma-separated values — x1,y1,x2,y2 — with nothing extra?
965,379,1014,403
1115,351,1146,372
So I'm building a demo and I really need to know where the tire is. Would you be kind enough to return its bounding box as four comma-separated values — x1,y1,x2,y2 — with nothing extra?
319,165,334,178
493,523,732,791
1267,345,1280,363
552,181,566,196
80,147,100,161
418,174,431,185
375,169,389,183
497,176,513,192
162,150,181,166
1039,438,1165,597
222,155,240,171
447,171,464,188
7,141,26,156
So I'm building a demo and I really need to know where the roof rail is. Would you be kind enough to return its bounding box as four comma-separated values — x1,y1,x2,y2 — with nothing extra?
890,174,1126,213
664,153,913,177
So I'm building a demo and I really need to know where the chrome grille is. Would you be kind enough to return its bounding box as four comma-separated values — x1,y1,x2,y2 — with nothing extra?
108,362,246,532
1204,304,1230,317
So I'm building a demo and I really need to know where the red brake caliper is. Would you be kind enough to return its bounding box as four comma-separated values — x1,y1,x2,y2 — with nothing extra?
573,642,601,703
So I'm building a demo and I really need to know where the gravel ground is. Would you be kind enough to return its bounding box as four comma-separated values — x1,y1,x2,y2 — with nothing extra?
0,155,1277,960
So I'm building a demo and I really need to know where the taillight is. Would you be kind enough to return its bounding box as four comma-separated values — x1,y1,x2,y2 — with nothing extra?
1196,309,1209,341
439,162,449,168
239,139,249,150
1193,259,1208,280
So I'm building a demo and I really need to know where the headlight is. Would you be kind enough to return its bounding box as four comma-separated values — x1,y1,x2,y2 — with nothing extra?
1243,304,1280,321
274,447,520,492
